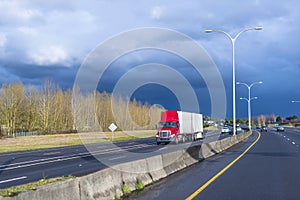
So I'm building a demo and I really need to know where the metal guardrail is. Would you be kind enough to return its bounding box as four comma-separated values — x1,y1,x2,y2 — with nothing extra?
13,132,39,137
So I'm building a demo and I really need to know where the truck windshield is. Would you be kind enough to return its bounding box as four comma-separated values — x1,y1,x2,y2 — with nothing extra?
158,122,177,128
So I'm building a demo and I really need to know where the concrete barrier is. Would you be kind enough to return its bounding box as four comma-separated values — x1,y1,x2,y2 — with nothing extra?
78,168,122,200
0,179,80,200
0,131,251,200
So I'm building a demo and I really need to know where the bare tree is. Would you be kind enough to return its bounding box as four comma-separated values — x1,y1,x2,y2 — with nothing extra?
63,89,74,132
0,81,164,136
0,83,26,136
26,85,39,132
37,79,57,133
259,115,266,126
270,114,277,124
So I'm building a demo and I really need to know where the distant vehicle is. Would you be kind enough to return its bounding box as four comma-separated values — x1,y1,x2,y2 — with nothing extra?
236,125,242,132
276,126,285,132
156,111,203,145
261,126,268,132
221,126,232,134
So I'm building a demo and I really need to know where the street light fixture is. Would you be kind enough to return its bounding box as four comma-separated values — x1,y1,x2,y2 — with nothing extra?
205,27,263,135
292,100,300,103
237,81,263,131
240,97,258,101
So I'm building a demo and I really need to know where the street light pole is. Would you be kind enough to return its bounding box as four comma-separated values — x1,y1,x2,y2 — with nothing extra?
240,96,258,130
237,81,263,131
205,27,263,135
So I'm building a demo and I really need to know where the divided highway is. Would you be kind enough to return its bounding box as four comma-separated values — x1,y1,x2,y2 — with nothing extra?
129,127,300,200
0,130,230,189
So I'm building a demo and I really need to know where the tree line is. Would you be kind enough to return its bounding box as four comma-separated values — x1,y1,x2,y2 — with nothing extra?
0,81,164,137
232,114,299,127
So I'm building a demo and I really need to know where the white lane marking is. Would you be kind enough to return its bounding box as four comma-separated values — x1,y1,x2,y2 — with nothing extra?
287,138,290,141
127,142,135,145
108,156,126,161
0,176,27,184
43,151,61,156
158,147,168,151
292,142,296,145
0,143,154,171
97,145,107,149
283,136,286,138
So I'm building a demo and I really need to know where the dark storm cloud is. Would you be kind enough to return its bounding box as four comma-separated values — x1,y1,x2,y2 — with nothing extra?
0,0,299,117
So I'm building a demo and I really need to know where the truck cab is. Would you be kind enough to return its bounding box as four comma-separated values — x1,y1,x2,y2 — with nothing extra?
156,111,179,144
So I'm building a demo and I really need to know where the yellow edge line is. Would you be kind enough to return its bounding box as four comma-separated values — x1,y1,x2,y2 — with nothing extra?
185,132,261,200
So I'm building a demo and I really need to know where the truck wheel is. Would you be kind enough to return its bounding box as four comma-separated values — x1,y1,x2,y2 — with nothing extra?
156,142,161,145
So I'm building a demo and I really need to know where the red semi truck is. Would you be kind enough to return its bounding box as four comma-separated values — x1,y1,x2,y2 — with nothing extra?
156,110,204,145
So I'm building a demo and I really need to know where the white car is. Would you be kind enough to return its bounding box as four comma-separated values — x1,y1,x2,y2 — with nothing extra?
276,126,285,132
236,126,242,132
221,126,232,134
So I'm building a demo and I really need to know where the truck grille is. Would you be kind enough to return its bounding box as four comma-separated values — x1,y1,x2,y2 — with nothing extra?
159,130,171,138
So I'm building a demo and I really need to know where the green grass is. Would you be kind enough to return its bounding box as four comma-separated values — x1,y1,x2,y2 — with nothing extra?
135,179,144,190
121,184,131,196
114,194,121,200
0,176,74,197
0,130,155,153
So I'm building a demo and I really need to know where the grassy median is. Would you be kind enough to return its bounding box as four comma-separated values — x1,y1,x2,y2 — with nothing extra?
0,176,75,197
0,130,155,153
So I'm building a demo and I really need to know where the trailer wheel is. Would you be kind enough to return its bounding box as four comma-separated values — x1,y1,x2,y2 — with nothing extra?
191,134,194,141
175,136,179,145
182,135,186,143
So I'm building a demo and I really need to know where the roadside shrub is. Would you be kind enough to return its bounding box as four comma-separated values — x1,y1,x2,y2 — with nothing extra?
121,184,131,196
114,194,121,200
135,179,144,190
203,122,209,128
295,123,300,127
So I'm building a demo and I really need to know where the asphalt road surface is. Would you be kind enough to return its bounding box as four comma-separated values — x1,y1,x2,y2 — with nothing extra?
0,129,233,189
130,127,300,200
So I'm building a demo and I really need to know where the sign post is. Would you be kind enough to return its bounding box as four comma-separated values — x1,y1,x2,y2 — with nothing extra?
108,123,117,142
